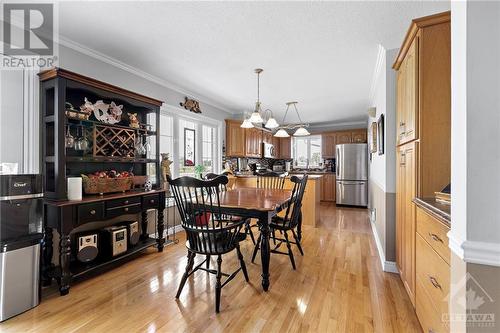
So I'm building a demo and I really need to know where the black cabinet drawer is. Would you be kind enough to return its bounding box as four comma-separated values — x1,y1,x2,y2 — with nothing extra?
105,204,142,218
106,196,141,209
142,194,160,209
77,202,104,224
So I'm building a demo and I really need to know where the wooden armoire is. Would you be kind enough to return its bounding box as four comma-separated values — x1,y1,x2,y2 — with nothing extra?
393,11,451,309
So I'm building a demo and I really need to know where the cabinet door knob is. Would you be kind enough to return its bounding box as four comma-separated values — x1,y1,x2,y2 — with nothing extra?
124,200,129,204
90,209,96,215
429,233,444,243
150,199,155,204
124,207,129,212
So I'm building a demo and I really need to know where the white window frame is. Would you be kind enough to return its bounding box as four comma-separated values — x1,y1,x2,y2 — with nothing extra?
292,135,322,169
160,104,223,178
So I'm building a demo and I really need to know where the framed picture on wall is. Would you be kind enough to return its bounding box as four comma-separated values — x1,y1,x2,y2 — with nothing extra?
377,114,385,155
370,122,377,153
184,128,195,166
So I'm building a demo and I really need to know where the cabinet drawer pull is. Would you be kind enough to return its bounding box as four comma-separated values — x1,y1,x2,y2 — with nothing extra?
124,200,129,204
429,276,442,290
124,207,129,212
429,233,444,243
90,209,96,215
150,199,155,204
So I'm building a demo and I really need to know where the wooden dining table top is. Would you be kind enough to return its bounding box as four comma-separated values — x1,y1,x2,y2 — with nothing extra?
218,188,293,212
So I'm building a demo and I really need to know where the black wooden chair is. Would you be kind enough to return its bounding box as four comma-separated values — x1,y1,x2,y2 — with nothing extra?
204,173,256,245
168,175,249,313
256,171,287,189
251,174,307,270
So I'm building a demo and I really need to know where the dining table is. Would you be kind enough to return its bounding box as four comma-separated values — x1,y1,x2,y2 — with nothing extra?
215,187,294,291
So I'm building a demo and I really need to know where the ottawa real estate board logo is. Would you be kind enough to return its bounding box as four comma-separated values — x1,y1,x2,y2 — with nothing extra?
2,2,58,68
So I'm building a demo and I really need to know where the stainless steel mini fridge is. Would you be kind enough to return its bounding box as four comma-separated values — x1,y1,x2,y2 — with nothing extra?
0,174,43,322
335,144,368,206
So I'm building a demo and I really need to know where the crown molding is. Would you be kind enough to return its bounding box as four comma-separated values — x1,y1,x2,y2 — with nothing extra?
309,120,367,131
368,44,386,106
58,35,235,115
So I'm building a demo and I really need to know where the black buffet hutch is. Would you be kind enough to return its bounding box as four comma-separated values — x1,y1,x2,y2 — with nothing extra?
39,68,166,295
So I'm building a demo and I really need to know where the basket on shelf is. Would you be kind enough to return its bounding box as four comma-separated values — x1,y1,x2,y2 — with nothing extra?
81,174,133,195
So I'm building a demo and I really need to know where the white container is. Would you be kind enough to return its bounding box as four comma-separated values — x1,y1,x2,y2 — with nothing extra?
67,177,82,201
285,161,292,172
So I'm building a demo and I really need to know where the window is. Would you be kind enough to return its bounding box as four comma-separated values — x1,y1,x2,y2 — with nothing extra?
202,125,216,173
292,135,322,168
159,111,221,178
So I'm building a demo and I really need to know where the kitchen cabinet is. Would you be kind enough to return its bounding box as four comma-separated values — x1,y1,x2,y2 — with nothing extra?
394,12,451,318
321,174,336,202
351,129,367,143
245,127,262,158
225,119,246,157
279,137,291,159
396,37,418,145
321,133,336,158
335,131,352,144
262,131,273,144
272,136,280,158
396,141,417,306
415,205,450,333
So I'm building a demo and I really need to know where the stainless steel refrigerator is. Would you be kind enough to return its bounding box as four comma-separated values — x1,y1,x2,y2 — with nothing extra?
335,143,368,206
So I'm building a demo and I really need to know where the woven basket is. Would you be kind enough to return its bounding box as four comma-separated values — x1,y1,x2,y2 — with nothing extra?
81,174,133,195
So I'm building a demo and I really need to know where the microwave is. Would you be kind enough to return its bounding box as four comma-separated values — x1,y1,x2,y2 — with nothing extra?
262,143,276,159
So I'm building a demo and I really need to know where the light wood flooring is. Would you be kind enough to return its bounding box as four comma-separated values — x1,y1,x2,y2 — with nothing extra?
0,203,421,333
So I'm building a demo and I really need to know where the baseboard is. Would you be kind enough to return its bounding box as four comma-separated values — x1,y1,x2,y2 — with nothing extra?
370,221,399,274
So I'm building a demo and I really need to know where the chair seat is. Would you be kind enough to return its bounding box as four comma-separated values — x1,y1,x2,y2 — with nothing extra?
269,216,295,231
186,232,247,254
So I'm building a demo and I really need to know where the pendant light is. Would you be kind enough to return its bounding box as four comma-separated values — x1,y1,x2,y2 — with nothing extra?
240,118,254,128
248,69,264,124
263,109,279,129
273,101,310,137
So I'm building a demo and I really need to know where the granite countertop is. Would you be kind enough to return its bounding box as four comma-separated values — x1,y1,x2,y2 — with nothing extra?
413,197,451,226
232,174,324,180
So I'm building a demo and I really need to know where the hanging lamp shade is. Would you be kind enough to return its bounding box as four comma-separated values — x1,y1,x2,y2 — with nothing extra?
293,127,310,136
249,110,264,123
240,118,254,128
264,117,279,129
274,128,290,137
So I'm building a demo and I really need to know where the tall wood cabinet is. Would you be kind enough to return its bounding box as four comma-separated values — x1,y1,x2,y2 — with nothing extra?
396,142,417,303
225,119,246,157
394,11,451,321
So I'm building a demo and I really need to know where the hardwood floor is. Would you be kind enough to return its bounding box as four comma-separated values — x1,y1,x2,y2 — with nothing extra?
0,203,421,333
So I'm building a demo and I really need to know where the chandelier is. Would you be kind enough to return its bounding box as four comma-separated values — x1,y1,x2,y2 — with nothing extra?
274,102,310,137
241,68,279,129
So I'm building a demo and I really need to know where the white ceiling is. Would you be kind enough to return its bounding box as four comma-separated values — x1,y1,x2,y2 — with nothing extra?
58,1,450,125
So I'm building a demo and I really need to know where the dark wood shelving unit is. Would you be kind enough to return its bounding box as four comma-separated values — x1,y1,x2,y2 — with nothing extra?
65,156,157,163
39,68,168,296
70,237,158,278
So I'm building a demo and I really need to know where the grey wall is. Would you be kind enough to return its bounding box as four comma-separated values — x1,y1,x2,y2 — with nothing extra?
367,47,397,265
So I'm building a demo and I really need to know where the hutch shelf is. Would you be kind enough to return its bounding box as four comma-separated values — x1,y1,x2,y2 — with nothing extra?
39,68,167,296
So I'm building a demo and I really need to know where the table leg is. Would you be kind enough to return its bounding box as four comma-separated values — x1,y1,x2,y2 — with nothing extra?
42,226,54,286
258,212,271,291
59,233,71,296
157,208,165,252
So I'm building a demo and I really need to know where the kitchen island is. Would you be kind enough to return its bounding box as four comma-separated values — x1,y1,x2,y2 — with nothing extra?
229,174,322,227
